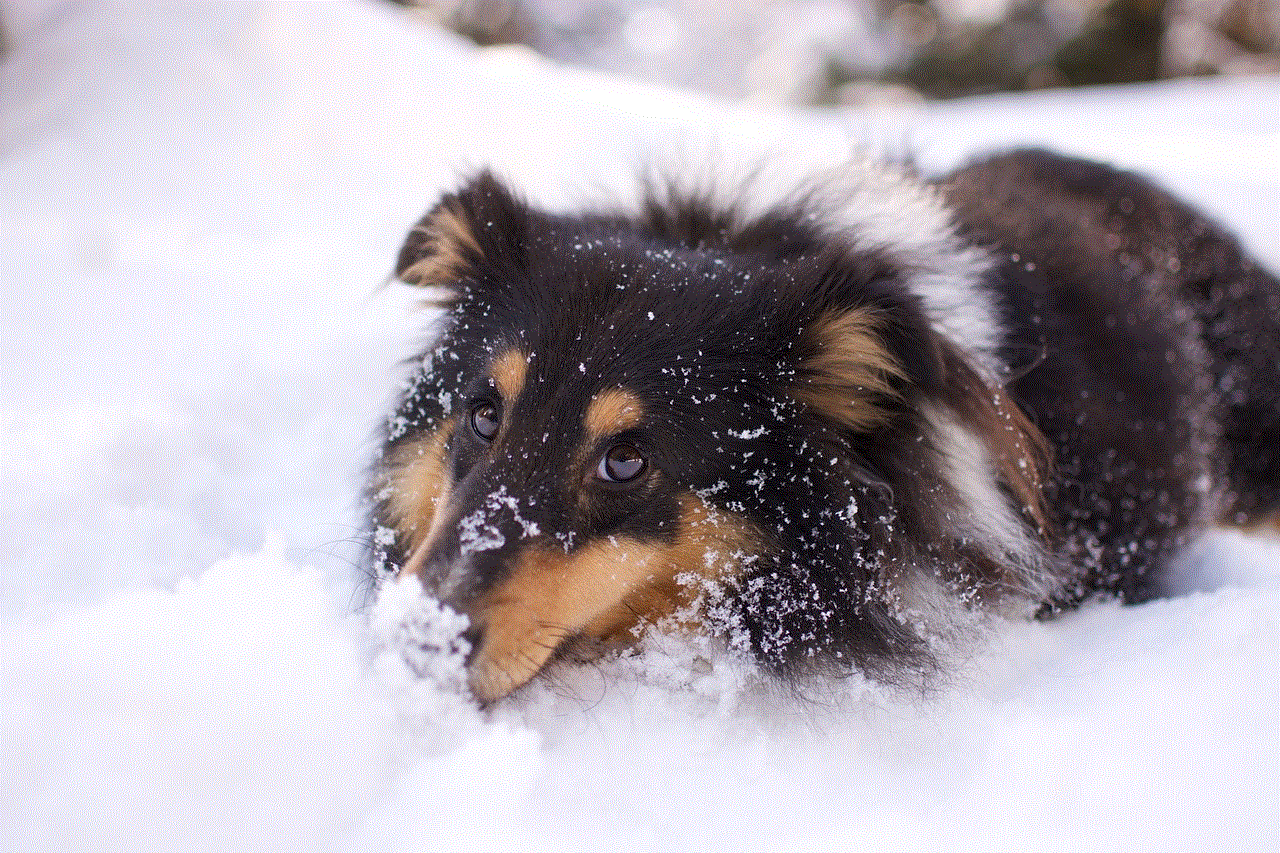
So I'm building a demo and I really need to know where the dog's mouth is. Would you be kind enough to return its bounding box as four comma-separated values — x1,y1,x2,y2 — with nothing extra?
396,492,761,703
387,596,570,703
466,622,641,702
403,552,579,702
458,617,572,703
402,536,656,702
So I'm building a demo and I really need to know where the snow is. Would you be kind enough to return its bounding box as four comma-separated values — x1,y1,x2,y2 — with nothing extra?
2,2,1278,851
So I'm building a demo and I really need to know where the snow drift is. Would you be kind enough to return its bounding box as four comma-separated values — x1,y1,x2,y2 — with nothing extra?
2,2,1277,851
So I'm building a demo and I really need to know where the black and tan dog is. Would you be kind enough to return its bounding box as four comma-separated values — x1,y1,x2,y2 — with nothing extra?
368,149,1279,703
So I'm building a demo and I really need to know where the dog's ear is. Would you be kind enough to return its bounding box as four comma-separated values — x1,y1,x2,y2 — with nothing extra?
794,265,1051,531
792,305,909,432
792,261,943,433
395,171,528,293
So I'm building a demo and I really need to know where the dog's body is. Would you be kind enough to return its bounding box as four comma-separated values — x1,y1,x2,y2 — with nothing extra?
369,149,1280,702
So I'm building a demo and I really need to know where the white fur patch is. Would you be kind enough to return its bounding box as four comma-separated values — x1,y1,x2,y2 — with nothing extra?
643,155,1005,374
922,403,1055,606
808,157,1003,373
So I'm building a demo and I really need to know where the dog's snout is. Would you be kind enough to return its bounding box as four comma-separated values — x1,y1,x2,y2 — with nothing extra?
407,482,549,611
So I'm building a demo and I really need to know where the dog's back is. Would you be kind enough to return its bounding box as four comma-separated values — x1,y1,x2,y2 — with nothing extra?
939,149,1280,604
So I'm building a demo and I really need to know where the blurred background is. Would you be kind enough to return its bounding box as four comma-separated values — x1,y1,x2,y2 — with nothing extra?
387,0,1278,103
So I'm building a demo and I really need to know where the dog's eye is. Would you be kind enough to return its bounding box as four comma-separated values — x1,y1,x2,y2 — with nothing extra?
470,403,500,442
597,444,646,483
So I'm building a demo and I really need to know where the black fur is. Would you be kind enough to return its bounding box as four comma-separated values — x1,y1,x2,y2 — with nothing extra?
938,150,1280,605
370,150,1280,697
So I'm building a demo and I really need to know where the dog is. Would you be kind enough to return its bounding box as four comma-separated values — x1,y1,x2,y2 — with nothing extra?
367,149,1279,703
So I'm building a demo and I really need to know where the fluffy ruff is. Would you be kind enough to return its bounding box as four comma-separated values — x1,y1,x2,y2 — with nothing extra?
368,149,1280,702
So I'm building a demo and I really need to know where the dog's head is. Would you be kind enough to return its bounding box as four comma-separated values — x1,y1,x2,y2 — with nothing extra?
373,171,1048,701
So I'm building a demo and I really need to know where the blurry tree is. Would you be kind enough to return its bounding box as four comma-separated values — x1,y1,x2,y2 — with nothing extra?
872,0,1168,97
390,0,1279,101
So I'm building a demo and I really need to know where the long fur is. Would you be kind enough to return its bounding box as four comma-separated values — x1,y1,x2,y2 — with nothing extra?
368,149,1280,701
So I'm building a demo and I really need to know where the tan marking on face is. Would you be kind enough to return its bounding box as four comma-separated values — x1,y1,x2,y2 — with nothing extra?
794,307,905,432
490,348,529,404
583,388,645,442
466,495,759,701
399,202,483,288
466,541,658,701
581,496,761,642
379,422,455,568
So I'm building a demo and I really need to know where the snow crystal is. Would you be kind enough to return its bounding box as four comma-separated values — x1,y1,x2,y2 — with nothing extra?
843,497,859,523
387,414,410,440
458,505,506,555
458,485,540,556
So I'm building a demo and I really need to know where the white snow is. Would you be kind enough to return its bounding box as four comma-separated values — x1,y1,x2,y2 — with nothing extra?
2,2,1278,852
